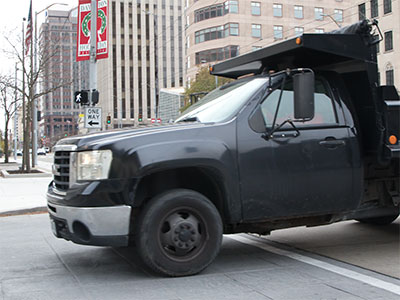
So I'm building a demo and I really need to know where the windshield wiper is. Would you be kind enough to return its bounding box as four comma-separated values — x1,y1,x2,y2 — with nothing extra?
177,116,200,123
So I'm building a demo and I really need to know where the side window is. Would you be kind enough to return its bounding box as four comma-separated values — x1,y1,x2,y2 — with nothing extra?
260,78,337,127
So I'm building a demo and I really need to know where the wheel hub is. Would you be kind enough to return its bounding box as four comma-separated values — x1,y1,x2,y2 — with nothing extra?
172,222,198,249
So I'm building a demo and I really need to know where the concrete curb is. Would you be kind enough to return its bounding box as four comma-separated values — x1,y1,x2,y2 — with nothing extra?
1,169,52,178
0,206,47,217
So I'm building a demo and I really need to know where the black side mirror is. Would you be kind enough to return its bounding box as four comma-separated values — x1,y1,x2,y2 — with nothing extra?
293,72,315,120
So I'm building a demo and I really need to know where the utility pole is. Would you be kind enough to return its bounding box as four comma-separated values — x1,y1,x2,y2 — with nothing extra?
32,3,68,166
87,0,98,133
22,18,27,171
14,63,18,161
89,2,97,103
30,15,35,168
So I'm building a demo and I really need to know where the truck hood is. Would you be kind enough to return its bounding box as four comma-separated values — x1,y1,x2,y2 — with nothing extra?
56,123,207,151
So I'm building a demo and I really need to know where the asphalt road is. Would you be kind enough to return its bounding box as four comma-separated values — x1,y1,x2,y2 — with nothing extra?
1,214,399,300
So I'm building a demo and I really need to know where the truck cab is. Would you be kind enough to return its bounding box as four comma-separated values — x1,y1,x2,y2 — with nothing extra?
47,20,399,277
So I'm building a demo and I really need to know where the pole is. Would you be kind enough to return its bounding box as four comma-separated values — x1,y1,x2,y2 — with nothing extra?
88,0,98,132
22,19,27,171
14,64,18,161
31,12,36,168
32,11,38,167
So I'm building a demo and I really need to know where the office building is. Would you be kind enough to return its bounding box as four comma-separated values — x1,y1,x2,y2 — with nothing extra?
39,9,89,146
97,0,185,127
185,0,354,82
353,0,399,89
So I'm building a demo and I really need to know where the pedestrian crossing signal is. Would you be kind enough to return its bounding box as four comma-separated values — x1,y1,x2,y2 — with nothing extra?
74,90,89,105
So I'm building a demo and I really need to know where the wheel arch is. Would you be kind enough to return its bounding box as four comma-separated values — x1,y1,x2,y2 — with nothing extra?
132,166,230,224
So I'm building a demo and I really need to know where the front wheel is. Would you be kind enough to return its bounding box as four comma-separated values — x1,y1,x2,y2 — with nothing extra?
135,189,223,277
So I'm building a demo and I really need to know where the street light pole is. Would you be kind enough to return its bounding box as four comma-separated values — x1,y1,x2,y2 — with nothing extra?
88,0,98,132
33,2,68,166
21,18,27,171
14,63,18,161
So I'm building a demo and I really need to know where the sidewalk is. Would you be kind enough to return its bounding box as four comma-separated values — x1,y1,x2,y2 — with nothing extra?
0,158,52,216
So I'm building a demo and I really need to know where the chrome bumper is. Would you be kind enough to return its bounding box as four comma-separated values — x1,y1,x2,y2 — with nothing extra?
48,203,132,246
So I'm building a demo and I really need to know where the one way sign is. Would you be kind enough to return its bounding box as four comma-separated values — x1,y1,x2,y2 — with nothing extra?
84,107,102,129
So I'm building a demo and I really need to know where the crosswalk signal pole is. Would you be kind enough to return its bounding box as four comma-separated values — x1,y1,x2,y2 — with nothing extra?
89,0,97,132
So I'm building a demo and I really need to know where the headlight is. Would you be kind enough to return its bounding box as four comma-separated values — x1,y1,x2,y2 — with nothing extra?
75,150,113,181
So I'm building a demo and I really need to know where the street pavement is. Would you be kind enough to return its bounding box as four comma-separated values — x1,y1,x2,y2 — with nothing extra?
0,156,399,299
262,218,400,278
1,213,399,300
0,156,51,214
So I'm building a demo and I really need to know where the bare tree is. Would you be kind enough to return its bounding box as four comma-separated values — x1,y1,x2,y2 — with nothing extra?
2,28,71,172
0,75,19,163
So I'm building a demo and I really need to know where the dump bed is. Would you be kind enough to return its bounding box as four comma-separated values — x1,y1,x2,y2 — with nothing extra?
211,21,375,79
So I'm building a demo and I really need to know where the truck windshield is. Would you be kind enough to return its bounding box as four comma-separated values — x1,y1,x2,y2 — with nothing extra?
176,77,267,123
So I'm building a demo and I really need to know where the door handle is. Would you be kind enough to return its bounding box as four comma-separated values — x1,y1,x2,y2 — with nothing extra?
319,138,346,149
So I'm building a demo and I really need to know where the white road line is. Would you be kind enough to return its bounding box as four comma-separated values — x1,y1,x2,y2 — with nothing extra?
229,234,400,296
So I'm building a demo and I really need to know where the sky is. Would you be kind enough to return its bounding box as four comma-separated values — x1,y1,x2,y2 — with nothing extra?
0,0,76,132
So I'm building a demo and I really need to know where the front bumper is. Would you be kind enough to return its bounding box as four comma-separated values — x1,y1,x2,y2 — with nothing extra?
48,203,132,247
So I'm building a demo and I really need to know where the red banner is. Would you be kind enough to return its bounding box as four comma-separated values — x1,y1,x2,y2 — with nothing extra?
76,0,109,62
96,0,109,59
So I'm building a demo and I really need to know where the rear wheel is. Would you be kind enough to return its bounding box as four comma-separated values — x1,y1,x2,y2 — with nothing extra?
356,213,399,225
135,189,223,277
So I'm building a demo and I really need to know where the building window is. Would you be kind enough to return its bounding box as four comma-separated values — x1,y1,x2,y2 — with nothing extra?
384,31,393,51
251,2,261,16
294,5,303,19
384,0,392,14
252,46,262,52
315,7,324,20
334,9,343,22
315,28,324,34
273,4,282,17
359,3,366,20
295,27,304,36
195,45,239,64
273,25,283,39
194,0,238,23
370,0,378,18
252,24,261,38
229,23,239,36
386,69,394,85
195,23,239,44
225,0,238,14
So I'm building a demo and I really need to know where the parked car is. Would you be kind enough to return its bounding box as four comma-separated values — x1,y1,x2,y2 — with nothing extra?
37,148,46,156
16,149,23,156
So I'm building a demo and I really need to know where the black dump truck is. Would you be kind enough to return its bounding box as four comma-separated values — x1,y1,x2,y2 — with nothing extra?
47,20,399,277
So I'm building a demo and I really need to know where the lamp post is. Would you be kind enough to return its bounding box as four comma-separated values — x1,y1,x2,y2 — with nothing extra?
32,2,67,167
13,63,19,161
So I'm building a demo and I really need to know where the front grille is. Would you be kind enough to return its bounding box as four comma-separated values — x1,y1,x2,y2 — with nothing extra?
53,151,70,191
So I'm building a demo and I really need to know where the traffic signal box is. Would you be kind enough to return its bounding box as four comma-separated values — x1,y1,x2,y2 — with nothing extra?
74,90,89,105
106,116,111,124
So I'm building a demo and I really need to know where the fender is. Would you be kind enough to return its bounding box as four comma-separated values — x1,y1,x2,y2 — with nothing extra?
128,139,242,222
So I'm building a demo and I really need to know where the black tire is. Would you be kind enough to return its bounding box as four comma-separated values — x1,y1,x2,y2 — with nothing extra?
357,213,399,225
135,189,223,277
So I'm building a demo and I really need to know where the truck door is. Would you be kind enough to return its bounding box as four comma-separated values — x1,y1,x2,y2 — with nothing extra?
238,78,357,221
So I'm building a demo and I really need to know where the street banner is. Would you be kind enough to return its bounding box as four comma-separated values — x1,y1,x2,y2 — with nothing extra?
96,0,109,59
76,0,109,61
